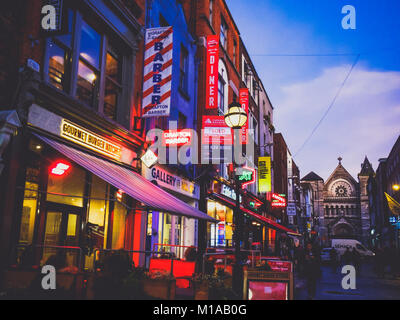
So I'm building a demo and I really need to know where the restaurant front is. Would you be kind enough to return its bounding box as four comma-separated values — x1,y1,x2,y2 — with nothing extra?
206,179,299,255
142,165,200,259
0,103,215,273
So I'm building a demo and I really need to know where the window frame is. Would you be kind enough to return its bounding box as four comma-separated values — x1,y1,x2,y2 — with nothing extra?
44,8,131,128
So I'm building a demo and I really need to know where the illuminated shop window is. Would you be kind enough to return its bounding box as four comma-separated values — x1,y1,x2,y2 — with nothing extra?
47,163,85,207
18,168,40,245
111,191,127,250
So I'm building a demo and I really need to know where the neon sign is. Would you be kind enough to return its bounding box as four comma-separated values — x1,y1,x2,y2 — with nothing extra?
271,193,287,207
162,130,192,146
237,167,256,189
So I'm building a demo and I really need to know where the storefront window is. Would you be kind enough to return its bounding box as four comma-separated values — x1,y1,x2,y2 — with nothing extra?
47,163,86,207
207,200,233,247
111,192,127,249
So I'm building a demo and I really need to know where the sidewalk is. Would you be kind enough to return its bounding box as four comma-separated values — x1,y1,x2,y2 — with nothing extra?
294,263,400,300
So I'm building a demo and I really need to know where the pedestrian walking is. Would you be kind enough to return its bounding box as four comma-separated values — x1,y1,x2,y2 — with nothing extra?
330,247,338,273
303,243,320,300
342,248,352,265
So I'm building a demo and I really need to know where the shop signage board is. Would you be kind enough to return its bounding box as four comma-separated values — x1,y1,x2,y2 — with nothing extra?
162,129,192,146
143,165,200,200
271,193,286,207
286,203,297,216
243,269,294,300
239,88,249,144
237,166,256,189
205,35,219,110
142,26,173,117
60,119,122,160
258,156,272,193
202,116,232,162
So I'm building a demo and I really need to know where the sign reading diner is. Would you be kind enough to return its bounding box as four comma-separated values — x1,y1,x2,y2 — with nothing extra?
60,119,122,160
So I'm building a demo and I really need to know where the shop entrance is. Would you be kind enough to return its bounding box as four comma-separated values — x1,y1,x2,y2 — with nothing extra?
42,202,83,268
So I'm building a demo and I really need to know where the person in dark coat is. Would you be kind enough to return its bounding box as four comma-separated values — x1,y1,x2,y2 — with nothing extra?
342,248,352,265
303,243,320,300
330,248,338,273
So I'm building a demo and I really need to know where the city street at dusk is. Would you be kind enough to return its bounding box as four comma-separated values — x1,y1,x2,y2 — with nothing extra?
0,0,399,309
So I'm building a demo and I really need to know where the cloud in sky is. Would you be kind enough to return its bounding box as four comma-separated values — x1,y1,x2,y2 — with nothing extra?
275,65,400,180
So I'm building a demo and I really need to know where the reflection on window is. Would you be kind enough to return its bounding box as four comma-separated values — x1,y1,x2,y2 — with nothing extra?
104,49,121,120
76,60,98,106
218,75,225,115
48,42,66,90
220,17,228,50
111,201,127,250
19,181,39,244
80,21,101,69
47,164,85,207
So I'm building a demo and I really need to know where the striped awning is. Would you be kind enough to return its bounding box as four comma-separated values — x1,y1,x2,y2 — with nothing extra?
209,193,301,236
35,134,217,222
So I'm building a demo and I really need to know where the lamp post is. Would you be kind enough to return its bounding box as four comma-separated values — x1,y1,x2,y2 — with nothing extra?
224,101,247,297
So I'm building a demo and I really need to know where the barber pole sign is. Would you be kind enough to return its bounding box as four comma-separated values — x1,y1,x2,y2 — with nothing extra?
205,35,219,109
142,27,173,118
239,88,249,144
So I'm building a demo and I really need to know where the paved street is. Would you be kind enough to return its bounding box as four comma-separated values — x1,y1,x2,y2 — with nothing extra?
295,263,400,300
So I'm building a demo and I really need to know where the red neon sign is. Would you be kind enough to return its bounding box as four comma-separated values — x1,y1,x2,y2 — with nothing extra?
162,130,192,146
205,35,219,109
271,193,287,207
50,161,70,176
239,88,249,144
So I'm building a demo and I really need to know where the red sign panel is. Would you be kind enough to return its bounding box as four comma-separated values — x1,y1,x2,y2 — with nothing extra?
248,281,288,300
205,35,219,109
271,193,287,207
162,129,192,146
202,116,232,145
267,260,293,272
239,88,249,144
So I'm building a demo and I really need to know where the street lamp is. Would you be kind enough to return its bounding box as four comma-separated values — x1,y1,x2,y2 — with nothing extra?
224,102,247,129
224,101,247,297
393,184,400,192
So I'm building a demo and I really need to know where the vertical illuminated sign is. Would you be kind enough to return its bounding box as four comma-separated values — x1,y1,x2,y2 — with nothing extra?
142,27,173,117
239,88,249,144
205,35,219,109
258,156,271,193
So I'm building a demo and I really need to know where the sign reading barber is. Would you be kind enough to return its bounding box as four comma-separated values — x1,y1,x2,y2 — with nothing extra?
142,27,173,118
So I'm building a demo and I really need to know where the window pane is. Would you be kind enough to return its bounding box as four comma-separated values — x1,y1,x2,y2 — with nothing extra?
88,175,108,227
47,164,85,207
80,21,101,69
104,79,119,120
106,51,121,83
19,180,39,244
76,60,98,106
56,9,74,48
111,202,126,249
48,42,66,90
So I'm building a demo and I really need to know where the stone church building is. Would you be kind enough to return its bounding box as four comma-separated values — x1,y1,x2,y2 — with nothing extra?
301,157,374,246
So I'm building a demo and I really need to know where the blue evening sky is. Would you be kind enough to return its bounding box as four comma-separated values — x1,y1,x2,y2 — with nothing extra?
227,0,400,180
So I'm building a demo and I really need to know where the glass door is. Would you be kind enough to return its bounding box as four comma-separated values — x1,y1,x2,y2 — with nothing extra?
42,204,82,269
